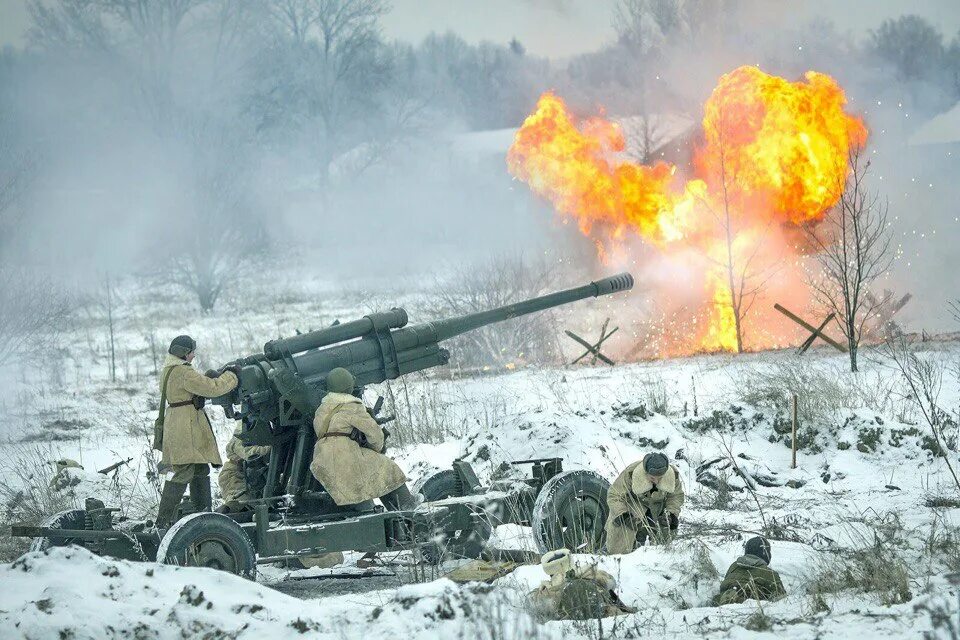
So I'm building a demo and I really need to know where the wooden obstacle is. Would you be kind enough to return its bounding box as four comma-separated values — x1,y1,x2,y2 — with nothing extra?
773,303,847,353
567,318,618,365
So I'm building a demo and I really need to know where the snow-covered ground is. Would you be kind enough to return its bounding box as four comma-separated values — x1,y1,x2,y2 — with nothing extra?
1,272,959,639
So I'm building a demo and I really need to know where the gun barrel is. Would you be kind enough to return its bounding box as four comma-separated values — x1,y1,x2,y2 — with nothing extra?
430,272,634,342
263,308,409,359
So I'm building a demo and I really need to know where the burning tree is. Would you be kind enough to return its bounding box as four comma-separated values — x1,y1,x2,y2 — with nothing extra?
804,146,893,372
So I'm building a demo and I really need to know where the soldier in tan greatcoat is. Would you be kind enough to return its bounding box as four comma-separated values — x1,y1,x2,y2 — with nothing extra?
217,423,271,512
155,335,238,527
528,548,636,620
309,368,420,510
605,452,685,554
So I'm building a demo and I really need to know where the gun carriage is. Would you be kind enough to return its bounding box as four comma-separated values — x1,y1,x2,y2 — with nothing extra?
14,274,634,577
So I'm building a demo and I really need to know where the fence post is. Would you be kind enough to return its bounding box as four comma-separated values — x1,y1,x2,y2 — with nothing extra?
791,393,798,469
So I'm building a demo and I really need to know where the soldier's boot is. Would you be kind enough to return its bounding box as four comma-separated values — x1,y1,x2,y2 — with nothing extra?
156,481,188,528
190,475,212,512
380,484,423,511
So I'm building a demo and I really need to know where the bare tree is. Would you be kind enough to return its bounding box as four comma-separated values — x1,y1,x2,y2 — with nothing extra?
0,121,71,367
0,269,72,368
882,332,960,494
252,0,391,188
696,104,776,353
29,0,231,127
620,108,662,165
164,155,263,312
0,127,36,258
105,273,117,381
804,146,893,372
429,257,562,369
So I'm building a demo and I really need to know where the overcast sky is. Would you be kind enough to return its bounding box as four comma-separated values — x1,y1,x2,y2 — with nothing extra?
1,1,959,56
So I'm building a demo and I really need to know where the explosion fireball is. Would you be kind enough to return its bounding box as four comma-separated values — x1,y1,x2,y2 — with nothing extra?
507,65,868,355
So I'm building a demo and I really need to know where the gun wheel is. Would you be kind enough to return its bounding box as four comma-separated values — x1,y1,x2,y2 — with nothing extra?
158,512,256,579
30,509,87,552
531,469,610,554
415,469,492,564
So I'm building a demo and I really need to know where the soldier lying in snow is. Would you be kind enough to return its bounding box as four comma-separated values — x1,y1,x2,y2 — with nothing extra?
713,536,787,605
605,452,685,554
528,548,636,620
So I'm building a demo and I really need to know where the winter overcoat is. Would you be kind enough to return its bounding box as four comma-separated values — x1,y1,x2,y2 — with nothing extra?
218,424,271,504
529,566,634,620
607,460,685,520
309,392,407,505
159,354,237,467
605,461,685,553
713,555,787,605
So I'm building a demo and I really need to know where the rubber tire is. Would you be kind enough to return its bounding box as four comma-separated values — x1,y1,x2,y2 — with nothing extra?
531,469,610,554
30,509,86,552
414,469,492,564
158,512,256,579
414,468,459,502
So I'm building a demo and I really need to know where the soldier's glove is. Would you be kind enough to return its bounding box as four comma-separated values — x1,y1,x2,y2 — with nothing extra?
349,426,370,449
205,369,219,379
192,395,207,410
223,364,242,378
614,513,635,527
668,513,679,531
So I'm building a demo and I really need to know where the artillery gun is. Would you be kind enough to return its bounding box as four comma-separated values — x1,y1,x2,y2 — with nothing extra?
14,273,634,577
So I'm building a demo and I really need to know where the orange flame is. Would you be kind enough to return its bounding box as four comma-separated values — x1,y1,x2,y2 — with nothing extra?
507,66,867,354
696,66,868,226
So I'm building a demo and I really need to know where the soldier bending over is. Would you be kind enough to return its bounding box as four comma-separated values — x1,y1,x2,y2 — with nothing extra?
605,452,684,554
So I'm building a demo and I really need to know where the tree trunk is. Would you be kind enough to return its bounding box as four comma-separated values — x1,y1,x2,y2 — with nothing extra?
106,273,116,382
847,325,858,372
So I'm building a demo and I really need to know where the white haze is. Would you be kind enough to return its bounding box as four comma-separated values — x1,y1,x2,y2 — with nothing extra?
0,0,957,330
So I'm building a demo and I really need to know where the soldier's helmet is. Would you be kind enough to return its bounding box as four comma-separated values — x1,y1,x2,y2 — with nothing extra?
325,367,355,394
745,536,772,564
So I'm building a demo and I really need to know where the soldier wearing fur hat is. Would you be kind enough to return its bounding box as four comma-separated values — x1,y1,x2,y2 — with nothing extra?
714,536,786,605
155,335,239,527
604,452,685,554
528,548,636,620
310,367,421,511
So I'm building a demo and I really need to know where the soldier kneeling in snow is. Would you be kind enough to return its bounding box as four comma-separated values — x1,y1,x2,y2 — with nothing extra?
605,452,685,554
528,549,636,620
713,536,787,606
310,368,421,511
217,424,271,513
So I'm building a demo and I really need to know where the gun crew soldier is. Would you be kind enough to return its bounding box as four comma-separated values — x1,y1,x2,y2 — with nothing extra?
217,423,271,513
605,452,685,554
528,549,636,620
155,335,239,527
310,368,422,511
714,536,787,605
